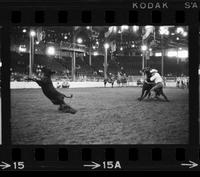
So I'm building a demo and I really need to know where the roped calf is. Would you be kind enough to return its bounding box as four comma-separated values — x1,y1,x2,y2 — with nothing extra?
27,67,77,114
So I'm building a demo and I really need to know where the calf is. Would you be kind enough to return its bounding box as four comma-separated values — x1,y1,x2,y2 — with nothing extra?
27,67,77,114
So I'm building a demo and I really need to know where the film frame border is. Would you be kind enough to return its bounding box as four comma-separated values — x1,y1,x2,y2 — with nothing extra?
0,0,199,171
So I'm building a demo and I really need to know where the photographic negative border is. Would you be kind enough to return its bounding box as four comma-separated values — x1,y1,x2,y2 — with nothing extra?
0,0,199,171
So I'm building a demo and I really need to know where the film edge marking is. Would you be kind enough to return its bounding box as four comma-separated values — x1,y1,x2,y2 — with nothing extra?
0,161,11,170
180,160,198,169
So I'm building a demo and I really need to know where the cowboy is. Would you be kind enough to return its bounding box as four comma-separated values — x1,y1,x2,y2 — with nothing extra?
149,69,169,102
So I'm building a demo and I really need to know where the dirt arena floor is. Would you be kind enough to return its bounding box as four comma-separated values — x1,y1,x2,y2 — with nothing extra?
11,87,189,144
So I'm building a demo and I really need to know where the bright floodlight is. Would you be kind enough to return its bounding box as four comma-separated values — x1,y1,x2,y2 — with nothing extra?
77,38,83,44
121,25,129,31
113,26,117,33
22,29,27,33
165,30,169,35
109,26,117,33
133,26,139,32
159,27,169,35
178,50,188,58
19,45,27,52
30,30,36,37
167,51,178,57
183,31,188,37
93,51,99,56
159,27,165,35
120,47,123,51
104,43,109,49
176,27,184,34
141,45,147,51
155,52,162,57
46,46,56,56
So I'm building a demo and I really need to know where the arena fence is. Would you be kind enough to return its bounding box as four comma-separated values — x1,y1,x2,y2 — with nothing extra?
10,81,179,89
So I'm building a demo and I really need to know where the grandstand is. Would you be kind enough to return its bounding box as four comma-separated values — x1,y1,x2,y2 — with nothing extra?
10,51,188,85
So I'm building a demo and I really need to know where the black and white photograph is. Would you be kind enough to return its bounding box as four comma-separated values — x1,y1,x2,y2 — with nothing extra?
10,26,189,144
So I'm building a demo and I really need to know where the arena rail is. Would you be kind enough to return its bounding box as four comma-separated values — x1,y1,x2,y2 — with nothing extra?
10,81,177,89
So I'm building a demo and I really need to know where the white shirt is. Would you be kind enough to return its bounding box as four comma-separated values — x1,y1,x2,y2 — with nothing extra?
150,73,163,83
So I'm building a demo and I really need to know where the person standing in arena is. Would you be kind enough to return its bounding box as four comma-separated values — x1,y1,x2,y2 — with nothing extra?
149,69,170,102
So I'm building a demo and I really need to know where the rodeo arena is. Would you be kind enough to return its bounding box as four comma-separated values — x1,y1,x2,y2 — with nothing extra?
10,26,189,144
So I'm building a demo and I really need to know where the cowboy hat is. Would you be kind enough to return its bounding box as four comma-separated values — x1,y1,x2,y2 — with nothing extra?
150,69,158,73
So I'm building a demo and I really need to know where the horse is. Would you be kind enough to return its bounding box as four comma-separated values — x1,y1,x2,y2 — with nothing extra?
117,73,128,87
104,75,116,88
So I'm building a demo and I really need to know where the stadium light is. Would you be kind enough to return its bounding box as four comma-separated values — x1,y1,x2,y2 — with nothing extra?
159,26,169,35
165,30,169,35
19,45,27,52
131,44,135,48
132,26,139,32
120,47,123,51
30,30,36,37
167,50,177,57
176,27,184,34
0,62,2,67
141,45,147,51
22,29,27,33
113,26,117,33
64,36,68,39
121,25,129,31
93,51,99,56
108,26,112,32
177,50,188,58
155,52,162,57
104,43,109,49
183,31,188,37
46,46,56,56
109,26,118,33
77,38,83,44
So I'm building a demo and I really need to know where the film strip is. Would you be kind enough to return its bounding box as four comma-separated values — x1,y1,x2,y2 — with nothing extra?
0,0,199,171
